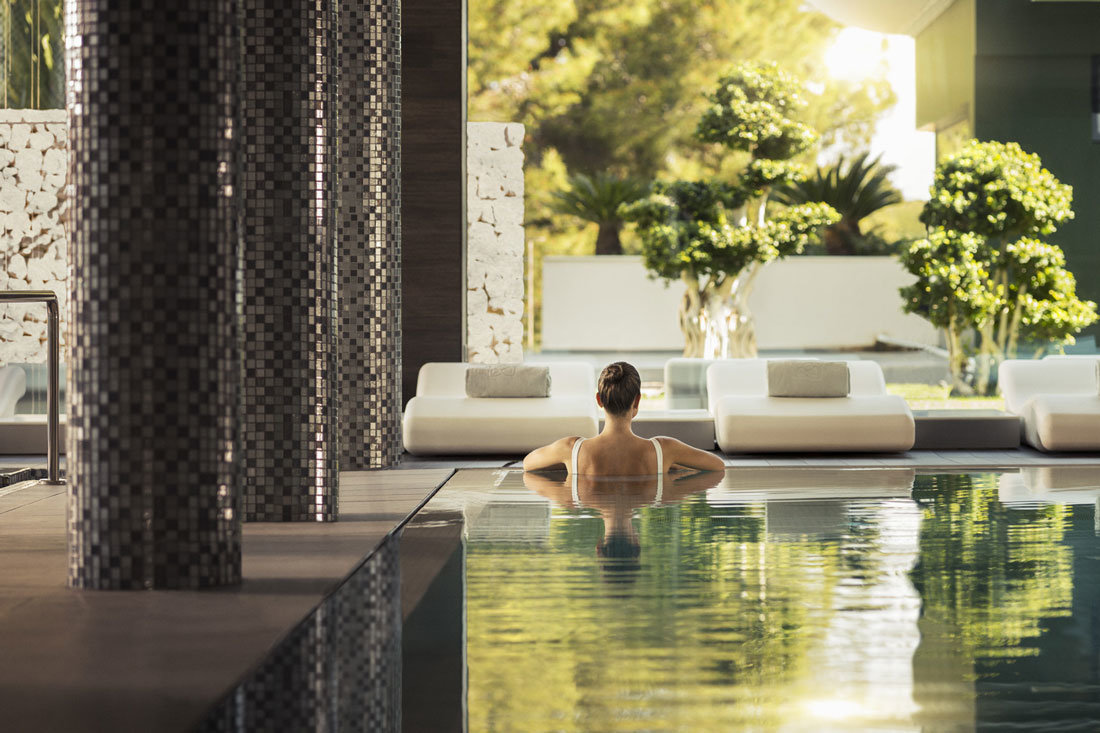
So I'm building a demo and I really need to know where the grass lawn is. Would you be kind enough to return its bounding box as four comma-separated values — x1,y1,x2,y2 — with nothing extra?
640,382,1005,411
886,383,1004,411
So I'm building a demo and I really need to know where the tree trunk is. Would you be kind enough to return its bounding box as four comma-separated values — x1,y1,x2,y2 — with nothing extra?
594,222,623,255
678,266,760,359
945,310,974,396
823,217,859,255
679,274,705,358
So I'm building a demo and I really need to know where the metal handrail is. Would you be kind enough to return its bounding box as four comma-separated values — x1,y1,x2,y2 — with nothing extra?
0,291,63,485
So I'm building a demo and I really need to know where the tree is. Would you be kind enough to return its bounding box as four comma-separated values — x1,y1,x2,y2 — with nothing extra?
625,63,839,358
470,0,895,178
548,173,648,255
772,152,903,255
900,141,1097,394
468,0,897,344
3,0,64,109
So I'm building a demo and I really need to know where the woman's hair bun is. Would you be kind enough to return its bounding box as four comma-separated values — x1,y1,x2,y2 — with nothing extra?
597,361,641,415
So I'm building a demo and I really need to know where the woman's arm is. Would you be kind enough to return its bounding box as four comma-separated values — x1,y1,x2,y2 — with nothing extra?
659,437,726,472
522,471,573,505
522,436,577,472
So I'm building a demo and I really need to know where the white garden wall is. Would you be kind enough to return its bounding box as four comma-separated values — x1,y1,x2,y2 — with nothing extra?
541,255,940,351
466,121,525,363
0,109,69,364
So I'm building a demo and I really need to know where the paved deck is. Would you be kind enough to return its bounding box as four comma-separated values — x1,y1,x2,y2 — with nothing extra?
0,468,451,732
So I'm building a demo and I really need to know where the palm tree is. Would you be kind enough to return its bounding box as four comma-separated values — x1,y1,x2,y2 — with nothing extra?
772,152,902,255
549,173,649,255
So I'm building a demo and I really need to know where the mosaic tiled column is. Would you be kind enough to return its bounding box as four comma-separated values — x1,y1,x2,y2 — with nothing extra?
65,0,241,589
239,0,339,521
335,0,403,470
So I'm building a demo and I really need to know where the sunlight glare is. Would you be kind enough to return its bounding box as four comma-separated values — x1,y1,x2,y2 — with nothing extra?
825,27,889,82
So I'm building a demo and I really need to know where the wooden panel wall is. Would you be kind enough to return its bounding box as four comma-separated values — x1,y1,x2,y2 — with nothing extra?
401,0,466,407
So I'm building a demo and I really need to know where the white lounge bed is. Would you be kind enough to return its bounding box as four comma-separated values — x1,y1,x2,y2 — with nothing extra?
402,362,599,455
706,359,914,453
998,358,1100,451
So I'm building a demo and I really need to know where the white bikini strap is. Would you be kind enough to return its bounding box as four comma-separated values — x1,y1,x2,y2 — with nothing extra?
570,437,584,504
651,438,664,505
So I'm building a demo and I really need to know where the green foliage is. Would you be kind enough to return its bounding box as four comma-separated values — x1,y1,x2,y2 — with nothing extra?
625,63,837,289
696,62,817,162
899,229,996,331
549,172,648,254
773,152,904,255
774,152,902,224
910,474,1073,662
550,172,649,225
624,180,838,283
2,0,65,109
469,0,893,177
920,140,1074,240
900,140,1097,394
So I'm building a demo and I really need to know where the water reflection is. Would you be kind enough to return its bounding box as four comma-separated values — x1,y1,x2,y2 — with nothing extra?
449,469,932,731
523,470,725,580
911,469,1100,731
199,468,1100,732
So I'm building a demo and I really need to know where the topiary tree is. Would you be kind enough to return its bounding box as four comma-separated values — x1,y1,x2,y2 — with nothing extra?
549,173,649,255
625,182,836,357
623,62,838,358
900,140,1097,395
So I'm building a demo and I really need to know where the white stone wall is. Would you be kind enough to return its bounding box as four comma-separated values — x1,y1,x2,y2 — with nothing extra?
466,121,524,363
0,109,69,364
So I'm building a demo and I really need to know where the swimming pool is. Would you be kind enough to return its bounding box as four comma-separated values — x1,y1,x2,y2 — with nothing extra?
203,466,1100,731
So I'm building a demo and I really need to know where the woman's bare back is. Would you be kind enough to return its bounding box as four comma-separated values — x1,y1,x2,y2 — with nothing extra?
572,433,664,476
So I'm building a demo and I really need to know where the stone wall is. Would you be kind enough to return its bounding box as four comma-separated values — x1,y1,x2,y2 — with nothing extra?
466,121,524,363
0,109,68,363
0,114,527,366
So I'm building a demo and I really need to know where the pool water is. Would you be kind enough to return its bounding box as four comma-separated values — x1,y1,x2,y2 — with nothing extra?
401,468,1100,732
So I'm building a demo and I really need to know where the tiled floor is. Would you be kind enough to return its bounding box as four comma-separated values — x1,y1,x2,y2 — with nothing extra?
0,468,451,733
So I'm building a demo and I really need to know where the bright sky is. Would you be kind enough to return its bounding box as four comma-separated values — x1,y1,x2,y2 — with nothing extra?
822,27,935,201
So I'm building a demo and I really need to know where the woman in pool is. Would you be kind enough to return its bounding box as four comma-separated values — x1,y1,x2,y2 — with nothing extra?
523,361,725,475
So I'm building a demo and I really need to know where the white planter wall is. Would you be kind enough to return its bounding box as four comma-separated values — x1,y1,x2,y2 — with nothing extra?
541,255,940,351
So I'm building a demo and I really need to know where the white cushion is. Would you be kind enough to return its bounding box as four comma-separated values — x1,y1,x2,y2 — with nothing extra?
706,359,887,415
465,364,551,398
416,361,593,398
999,359,1099,414
0,365,27,418
766,360,850,397
714,394,914,453
403,361,599,454
664,358,717,410
1018,394,1100,452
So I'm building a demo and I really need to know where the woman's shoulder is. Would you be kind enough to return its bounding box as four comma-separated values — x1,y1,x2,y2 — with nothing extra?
652,435,687,449
559,435,584,453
